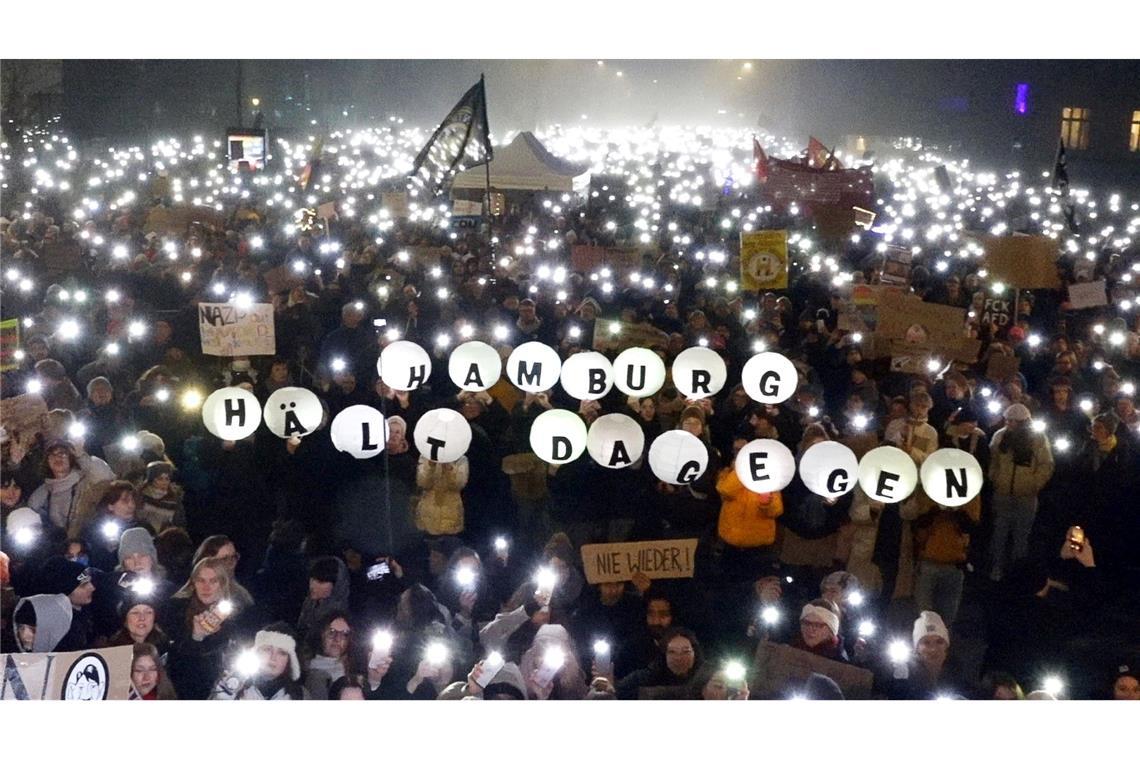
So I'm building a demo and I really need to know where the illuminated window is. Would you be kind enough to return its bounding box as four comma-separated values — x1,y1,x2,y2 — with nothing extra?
1060,107,1091,150
1130,110,1140,152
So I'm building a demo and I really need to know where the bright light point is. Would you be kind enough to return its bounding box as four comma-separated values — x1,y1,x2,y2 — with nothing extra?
371,630,394,654
212,282,227,296
128,321,146,338
101,521,121,540
858,620,876,637
847,591,865,607
435,333,451,348
1042,675,1064,697
236,649,261,678
494,537,508,552
234,292,254,309
542,647,566,670
331,358,347,372
1122,382,1136,396
249,236,263,249
723,661,746,681
14,527,36,546
853,413,870,430
987,400,1002,415
593,640,611,656
121,435,140,452
1079,399,1094,413
58,319,81,340
760,606,781,625
608,323,620,335
106,289,121,304
425,642,449,666
1054,437,1071,452
180,389,203,410
155,388,171,403
888,641,911,664
26,379,43,395
851,333,863,343
493,325,509,341
926,359,941,373
68,422,87,439
534,566,558,590
385,328,400,342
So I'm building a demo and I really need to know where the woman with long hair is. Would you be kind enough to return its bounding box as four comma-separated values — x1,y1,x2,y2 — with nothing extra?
162,557,250,700
131,642,178,700
301,608,360,700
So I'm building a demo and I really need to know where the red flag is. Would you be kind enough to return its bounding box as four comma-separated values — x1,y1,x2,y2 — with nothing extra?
753,137,769,184
806,136,829,169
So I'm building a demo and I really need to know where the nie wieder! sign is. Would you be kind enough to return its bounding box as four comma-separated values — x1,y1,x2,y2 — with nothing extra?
580,539,698,584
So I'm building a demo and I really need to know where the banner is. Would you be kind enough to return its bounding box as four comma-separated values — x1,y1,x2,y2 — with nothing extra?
592,320,670,353
198,302,276,357
751,641,874,700
740,230,789,290
1067,279,1108,309
0,318,19,371
2,646,133,700
580,539,698,584
981,235,1061,290
760,159,874,209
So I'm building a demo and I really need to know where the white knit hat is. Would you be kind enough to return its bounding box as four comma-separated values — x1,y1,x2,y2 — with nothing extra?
800,602,840,638
255,628,301,680
1003,403,1031,422
6,508,42,535
912,610,950,647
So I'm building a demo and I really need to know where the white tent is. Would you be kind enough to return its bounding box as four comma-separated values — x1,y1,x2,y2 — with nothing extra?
451,131,589,193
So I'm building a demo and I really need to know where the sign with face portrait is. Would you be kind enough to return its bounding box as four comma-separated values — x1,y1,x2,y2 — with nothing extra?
1,646,132,701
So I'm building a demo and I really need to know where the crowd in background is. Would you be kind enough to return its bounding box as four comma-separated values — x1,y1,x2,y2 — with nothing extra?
1,125,1139,700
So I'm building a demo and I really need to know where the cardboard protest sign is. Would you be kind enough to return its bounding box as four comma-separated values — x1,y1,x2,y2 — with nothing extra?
986,353,1022,382
143,206,225,235
316,201,338,220
980,294,1013,334
751,641,874,700
740,230,789,290
570,245,642,278
40,241,83,274
852,206,876,230
381,191,410,218
580,539,698,584
874,291,979,363
592,320,670,354
0,318,19,371
198,302,276,357
1067,279,1108,309
0,393,49,437
263,265,306,296
452,199,482,217
879,245,913,286
982,235,1061,290
2,646,133,700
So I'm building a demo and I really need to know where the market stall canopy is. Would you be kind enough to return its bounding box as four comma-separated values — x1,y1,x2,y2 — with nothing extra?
452,131,589,193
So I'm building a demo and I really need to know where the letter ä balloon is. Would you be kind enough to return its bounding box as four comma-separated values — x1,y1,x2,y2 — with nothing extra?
330,405,388,459
413,408,472,463
378,340,432,392
798,441,859,497
529,409,587,465
734,439,796,494
560,352,614,400
648,430,708,485
586,413,645,469
447,340,501,392
671,347,726,400
201,387,261,441
741,352,798,404
919,448,983,508
264,387,324,439
857,446,918,503
613,347,667,398
506,341,561,392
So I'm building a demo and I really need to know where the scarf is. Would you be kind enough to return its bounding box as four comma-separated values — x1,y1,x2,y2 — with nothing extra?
42,470,84,531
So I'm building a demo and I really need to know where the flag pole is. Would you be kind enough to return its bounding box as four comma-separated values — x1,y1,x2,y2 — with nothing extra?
482,74,493,244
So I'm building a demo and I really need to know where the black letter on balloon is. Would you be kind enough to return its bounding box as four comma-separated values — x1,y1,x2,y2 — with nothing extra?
677,460,700,483
361,423,378,451
826,469,848,494
691,370,711,395
407,364,427,389
224,398,245,427
516,361,542,387
875,470,900,498
463,364,484,388
759,371,780,398
427,436,446,461
944,468,968,499
552,436,571,461
608,441,631,467
588,369,607,395
749,452,770,481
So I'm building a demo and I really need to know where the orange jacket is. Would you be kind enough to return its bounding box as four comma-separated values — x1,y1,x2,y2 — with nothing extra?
716,467,784,548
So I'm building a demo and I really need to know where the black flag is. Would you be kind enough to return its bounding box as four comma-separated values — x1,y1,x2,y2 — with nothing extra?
1052,140,1079,234
409,76,493,198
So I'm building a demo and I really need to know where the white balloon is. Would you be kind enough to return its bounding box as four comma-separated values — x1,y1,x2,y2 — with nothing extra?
201,387,262,441
586,413,645,469
647,430,708,485
560,352,614,400
330,405,388,459
529,409,588,465
734,439,797,494
264,387,324,439
378,340,432,392
671,347,727,400
857,446,919,503
447,340,501,392
613,347,667,398
920,448,984,508
413,408,472,463
506,341,562,392
741,352,798,404
798,441,859,497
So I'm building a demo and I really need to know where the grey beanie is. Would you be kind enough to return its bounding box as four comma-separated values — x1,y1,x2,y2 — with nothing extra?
118,526,157,566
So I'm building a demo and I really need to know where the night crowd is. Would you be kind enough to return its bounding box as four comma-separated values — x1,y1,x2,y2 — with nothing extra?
1,126,1139,701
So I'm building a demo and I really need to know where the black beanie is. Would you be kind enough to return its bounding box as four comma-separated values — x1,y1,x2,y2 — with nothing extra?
308,557,341,584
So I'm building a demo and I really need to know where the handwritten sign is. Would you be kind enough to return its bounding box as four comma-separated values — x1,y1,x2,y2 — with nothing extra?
1067,279,1108,310
198,302,276,357
982,235,1061,290
2,646,133,701
381,191,410,219
751,641,874,700
580,539,698,584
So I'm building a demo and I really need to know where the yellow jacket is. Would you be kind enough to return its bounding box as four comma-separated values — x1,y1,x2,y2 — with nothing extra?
414,456,469,536
716,467,783,548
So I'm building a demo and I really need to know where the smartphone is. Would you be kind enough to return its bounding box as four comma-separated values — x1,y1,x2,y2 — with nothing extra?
366,561,391,581
1068,526,1085,552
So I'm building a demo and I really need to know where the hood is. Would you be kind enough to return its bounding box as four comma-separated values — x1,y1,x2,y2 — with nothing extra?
14,594,74,652
484,662,529,700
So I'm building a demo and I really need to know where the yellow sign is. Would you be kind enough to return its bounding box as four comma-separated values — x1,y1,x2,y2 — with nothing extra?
740,230,789,290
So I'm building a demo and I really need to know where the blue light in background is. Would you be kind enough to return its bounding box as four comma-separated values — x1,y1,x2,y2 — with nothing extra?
1014,83,1029,114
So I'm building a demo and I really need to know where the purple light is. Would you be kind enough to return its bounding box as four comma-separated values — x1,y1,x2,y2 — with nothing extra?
1014,83,1029,115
